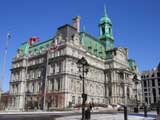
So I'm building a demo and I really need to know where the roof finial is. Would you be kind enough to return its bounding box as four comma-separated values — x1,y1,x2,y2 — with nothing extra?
104,3,107,16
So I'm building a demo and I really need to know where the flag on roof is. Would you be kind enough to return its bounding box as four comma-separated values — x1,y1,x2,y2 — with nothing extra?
29,36,39,46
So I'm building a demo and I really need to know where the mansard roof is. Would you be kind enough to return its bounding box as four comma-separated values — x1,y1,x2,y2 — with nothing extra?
29,38,53,53
16,22,138,72
80,32,107,59
18,38,53,56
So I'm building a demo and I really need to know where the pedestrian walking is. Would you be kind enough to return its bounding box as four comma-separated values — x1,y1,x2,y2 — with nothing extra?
85,107,91,120
89,103,93,112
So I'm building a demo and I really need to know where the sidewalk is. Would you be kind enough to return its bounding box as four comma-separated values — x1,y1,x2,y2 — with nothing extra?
0,111,74,114
56,113,155,120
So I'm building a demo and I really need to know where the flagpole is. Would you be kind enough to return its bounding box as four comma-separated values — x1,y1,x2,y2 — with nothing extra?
0,33,11,93
43,49,49,110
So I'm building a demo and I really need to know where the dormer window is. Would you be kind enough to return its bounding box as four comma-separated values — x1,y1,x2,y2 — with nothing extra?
99,51,102,54
94,49,97,52
88,46,92,52
88,46,92,49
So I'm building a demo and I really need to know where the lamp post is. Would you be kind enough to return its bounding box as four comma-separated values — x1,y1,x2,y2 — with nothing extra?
120,81,128,120
157,98,160,115
133,74,139,113
77,57,89,120
144,102,147,117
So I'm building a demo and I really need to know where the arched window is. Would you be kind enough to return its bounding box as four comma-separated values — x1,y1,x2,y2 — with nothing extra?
102,26,105,35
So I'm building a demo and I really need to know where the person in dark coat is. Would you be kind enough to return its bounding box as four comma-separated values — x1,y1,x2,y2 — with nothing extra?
89,103,93,112
85,107,91,120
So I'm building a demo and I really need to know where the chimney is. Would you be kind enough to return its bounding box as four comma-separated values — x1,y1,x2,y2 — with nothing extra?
72,16,80,32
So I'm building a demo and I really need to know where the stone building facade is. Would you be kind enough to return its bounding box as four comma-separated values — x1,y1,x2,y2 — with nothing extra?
141,63,160,107
7,7,141,111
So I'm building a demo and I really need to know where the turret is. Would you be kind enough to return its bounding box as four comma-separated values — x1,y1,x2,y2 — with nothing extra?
99,4,114,50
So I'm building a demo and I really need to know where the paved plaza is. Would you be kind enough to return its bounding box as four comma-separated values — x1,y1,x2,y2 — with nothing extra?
56,113,155,120
0,111,157,120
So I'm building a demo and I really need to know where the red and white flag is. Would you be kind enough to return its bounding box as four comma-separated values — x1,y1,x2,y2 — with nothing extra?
29,36,39,46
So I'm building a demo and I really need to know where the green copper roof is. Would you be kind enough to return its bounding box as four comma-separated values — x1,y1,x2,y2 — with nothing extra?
29,39,53,53
18,39,53,56
100,16,111,24
19,42,29,55
80,32,113,59
99,4,112,24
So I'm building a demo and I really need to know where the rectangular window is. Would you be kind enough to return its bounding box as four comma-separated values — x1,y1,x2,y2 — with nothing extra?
157,72,160,77
145,97,148,103
58,62,61,73
38,70,41,78
72,96,75,104
152,80,155,86
32,60,35,65
158,79,160,86
58,78,60,91
152,88,156,97
144,81,147,87
149,97,151,104
49,65,53,75
32,83,35,93
53,64,55,74
51,80,54,91
38,82,41,92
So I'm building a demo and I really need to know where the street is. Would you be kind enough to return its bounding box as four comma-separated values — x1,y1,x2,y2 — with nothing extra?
0,111,156,120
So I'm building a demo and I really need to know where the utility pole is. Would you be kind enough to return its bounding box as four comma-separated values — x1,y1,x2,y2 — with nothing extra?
0,33,11,97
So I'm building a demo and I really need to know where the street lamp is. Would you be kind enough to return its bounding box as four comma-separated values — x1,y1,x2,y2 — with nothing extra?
77,57,89,120
133,74,139,113
120,81,128,120
157,98,160,115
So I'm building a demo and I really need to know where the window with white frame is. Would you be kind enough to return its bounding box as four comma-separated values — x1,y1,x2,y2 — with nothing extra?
72,96,75,104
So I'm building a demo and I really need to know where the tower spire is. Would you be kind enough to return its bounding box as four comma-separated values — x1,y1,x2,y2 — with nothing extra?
104,4,107,16
99,4,114,50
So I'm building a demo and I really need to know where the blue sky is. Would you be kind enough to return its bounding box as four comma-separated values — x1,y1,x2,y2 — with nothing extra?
0,0,160,92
